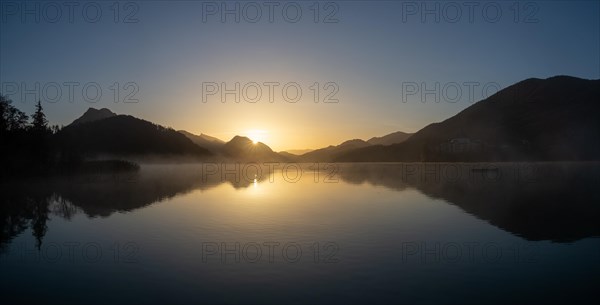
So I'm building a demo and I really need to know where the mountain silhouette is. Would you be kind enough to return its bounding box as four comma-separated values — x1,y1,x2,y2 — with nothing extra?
9,75,597,165
282,149,314,155
337,76,600,162
279,151,301,159
57,109,293,162
180,131,290,162
294,131,413,162
70,107,116,125
298,139,371,162
222,136,288,162
178,130,225,153
56,113,212,157
367,131,413,145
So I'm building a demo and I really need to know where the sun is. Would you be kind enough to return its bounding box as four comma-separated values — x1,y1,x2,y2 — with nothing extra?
245,129,267,145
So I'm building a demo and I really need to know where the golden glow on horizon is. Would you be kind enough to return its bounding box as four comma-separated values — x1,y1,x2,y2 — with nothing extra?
174,99,416,151
168,72,418,151
245,129,268,145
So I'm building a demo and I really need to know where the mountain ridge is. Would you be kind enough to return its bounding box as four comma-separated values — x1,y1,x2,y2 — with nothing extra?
178,130,225,153
70,107,116,126
367,131,413,145
222,135,288,162
57,76,600,162
336,76,600,161
57,114,212,158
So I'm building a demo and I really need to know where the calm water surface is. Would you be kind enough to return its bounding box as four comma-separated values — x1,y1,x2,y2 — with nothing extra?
1,163,599,304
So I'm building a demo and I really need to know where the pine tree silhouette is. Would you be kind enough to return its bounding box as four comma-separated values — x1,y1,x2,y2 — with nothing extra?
31,100,48,133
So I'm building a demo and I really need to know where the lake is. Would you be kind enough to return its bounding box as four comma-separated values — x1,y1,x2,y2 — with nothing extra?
1,163,599,304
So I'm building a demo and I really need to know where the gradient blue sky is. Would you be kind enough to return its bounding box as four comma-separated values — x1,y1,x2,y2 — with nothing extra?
1,0,599,150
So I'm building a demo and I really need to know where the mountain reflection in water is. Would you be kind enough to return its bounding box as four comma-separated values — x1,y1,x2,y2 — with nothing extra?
1,163,598,252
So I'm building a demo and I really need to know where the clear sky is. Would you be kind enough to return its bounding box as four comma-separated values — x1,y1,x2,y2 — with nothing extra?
1,0,599,151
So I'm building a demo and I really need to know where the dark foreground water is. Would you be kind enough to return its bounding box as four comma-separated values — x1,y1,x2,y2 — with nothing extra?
1,163,599,304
